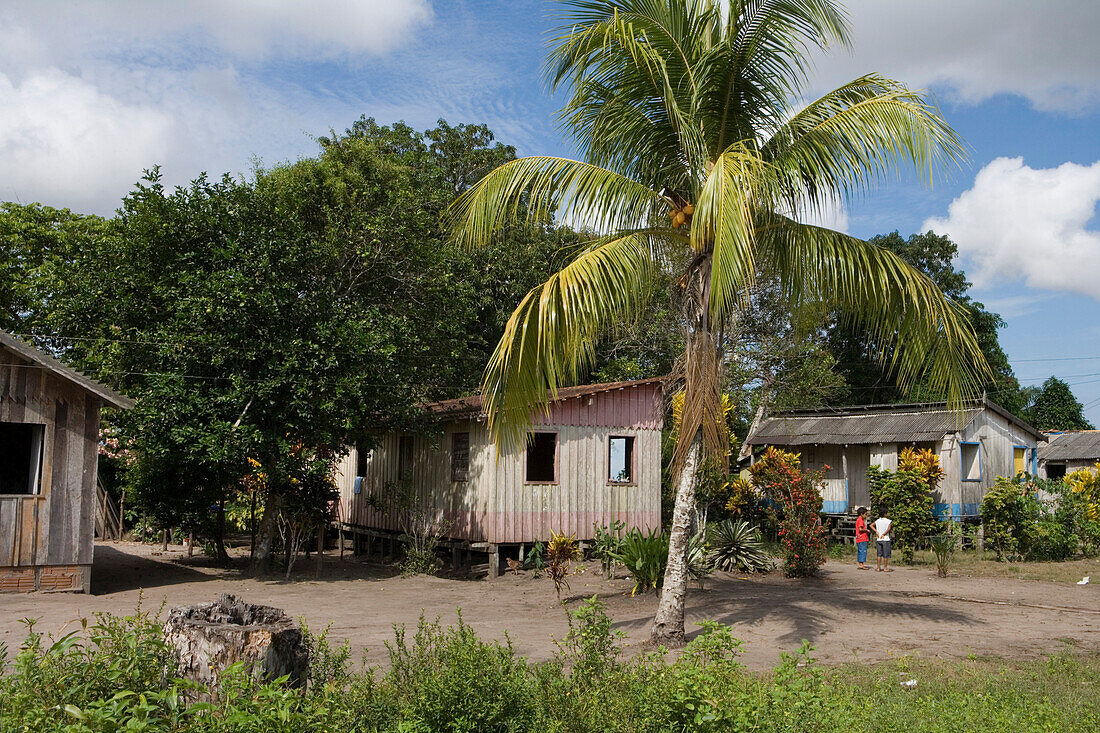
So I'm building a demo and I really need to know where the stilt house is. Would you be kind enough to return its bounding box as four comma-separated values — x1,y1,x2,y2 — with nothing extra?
0,331,134,593
745,398,1044,519
335,378,664,573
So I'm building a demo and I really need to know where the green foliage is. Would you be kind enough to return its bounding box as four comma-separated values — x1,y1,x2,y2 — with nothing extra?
385,612,537,733
591,520,626,578
612,528,669,596
979,478,1080,562
1025,377,1094,431
4,605,1100,732
707,519,774,573
524,540,546,576
867,448,941,563
930,520,961,577
750,448,827,577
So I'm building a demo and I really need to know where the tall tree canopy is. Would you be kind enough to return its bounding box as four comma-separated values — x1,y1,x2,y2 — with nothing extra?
449,0,989,646
1025,377,1095,431
5,118,571,568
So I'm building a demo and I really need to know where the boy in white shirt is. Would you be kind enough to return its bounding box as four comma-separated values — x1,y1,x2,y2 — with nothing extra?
873,509,893,572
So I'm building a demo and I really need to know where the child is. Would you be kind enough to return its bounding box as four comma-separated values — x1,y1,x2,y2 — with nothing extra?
854,507,870,569
873,508,893,572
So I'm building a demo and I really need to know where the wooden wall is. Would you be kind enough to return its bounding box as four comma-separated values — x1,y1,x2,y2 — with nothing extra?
336,382,663,545
0,348,100,592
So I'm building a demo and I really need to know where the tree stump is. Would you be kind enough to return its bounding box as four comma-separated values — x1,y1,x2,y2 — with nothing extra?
164,593,309,698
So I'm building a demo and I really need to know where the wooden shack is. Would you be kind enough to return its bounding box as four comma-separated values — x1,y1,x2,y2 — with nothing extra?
745,398,1044,519
335,378,664,574
0,331,133,593
1038,431,1100,479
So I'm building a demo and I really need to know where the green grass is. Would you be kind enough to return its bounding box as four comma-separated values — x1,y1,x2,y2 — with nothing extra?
825,652,1100,731
906,549,1099,584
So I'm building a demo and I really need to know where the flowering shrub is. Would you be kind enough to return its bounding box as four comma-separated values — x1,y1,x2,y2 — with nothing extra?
749,447,826,577
867,448,941,563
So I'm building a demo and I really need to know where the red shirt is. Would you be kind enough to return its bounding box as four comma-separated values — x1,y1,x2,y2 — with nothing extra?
855,516,869,543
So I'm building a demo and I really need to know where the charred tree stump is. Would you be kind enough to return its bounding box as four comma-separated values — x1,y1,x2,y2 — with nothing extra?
164,594,309,698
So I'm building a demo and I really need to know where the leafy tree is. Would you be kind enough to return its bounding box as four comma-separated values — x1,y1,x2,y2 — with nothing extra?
866,448,941,563
448,0,988,646
1025,376,1094,431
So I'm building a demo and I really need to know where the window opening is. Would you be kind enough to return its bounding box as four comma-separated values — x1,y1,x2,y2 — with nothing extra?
525,432,557,483
1046,462,1066,480
0,422,44,495
451,432,470,482
960,442,981,481
609,436,635,483
398,436,414,482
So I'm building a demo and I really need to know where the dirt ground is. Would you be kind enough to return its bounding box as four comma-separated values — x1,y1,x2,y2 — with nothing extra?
2,541,1097,671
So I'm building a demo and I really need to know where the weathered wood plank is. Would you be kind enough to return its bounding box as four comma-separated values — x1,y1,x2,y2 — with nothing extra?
78,399,100,564
47,401,71,565
0,498,16,566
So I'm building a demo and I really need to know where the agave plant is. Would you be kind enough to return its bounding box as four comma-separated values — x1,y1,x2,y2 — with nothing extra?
708,519,773,573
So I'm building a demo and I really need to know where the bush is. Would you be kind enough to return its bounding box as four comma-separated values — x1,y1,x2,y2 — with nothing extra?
867,448,941,563
613,528,669,595
750,447,827,577
982,479,1031,561
707,519,773,573
591,520,626,578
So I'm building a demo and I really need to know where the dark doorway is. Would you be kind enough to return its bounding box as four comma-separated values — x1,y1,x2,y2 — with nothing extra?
0,422,44,495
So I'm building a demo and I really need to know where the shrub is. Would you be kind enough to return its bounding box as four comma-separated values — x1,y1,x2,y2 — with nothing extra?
707,519,773,573
546,532,580,598
613,528,669,595
930,520,960,577
591,520,626,578
982,479,1031,561
385,612,537,733
867,448,941,563
750,447,827,577
1027,519,1077,561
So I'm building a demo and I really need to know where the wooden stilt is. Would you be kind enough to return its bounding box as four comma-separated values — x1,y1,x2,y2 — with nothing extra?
487,544,499,580
518,543,526,562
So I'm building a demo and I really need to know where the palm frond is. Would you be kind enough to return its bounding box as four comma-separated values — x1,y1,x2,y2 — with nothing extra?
447,156,663,248
482,230,670,448
760,214,991,405
763,74,966,212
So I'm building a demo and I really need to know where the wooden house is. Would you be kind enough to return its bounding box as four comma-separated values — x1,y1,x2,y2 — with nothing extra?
1038,431,1100,479
745,398,1044,519
335,378,664,575
0,331,134,593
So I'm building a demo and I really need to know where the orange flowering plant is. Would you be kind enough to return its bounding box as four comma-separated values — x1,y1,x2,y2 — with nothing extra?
749,448,827,577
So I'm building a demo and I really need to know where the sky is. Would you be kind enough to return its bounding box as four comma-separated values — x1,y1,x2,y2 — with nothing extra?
2,0,1100,422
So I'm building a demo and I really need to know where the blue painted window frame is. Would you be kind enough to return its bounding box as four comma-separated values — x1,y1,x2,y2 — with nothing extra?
960,441,982,482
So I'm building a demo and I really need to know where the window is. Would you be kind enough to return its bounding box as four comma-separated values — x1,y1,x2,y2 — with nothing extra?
608,436,635,483
398,436,414,482
960,441,981,482
1013,446,1028,477
354,441,373,477
451,432,470,482
525,432,557,483
0,422,44,495
1047,462,1067,480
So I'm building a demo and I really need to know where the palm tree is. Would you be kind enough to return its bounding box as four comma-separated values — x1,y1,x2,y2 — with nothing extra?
448,0,989,647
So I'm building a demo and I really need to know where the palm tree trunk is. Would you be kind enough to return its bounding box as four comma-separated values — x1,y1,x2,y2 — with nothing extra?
650,428,701,647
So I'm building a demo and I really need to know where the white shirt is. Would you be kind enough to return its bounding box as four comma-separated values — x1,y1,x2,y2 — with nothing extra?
874,517,892,542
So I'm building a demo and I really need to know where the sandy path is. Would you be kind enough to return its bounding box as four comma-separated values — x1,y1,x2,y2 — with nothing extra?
1,541,1096,670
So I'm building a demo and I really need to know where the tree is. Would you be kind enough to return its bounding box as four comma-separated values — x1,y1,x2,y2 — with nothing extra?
1025,377,1094,431
448,0,988,646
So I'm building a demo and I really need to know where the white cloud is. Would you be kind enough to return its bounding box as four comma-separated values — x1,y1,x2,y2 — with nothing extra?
922,157,1100,299
0,0,435,213
795,193,849,233
808,0,1100,113
0,68,172,211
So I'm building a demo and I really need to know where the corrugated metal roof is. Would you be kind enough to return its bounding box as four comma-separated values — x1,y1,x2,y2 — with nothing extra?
0,330,134,409
1039,431,1100,462
424,377,666,419
746,398,1042,446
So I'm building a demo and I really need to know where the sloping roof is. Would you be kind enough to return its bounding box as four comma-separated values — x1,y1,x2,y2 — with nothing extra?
1039,431,1100,462
747,397,1043,446
424,377,665,419
0,330,135,409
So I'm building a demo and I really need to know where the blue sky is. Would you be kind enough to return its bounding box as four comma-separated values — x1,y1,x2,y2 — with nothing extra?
3,1,1100,421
